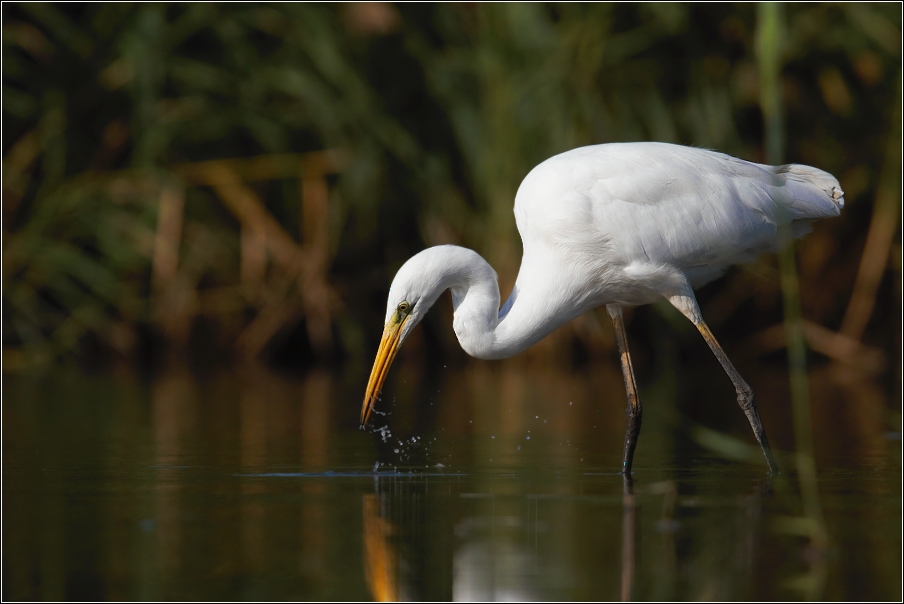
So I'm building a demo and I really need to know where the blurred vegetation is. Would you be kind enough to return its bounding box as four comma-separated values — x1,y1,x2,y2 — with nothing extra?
2,3,900,374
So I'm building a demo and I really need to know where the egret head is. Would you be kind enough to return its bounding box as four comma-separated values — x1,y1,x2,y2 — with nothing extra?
360,248,452,426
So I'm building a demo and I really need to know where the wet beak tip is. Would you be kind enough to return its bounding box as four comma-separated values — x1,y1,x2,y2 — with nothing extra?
361,316,405,432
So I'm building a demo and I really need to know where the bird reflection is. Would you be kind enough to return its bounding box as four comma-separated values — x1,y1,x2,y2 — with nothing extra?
363,493,399,602
360,475,660,601
452,539,538,601
620,474,637,602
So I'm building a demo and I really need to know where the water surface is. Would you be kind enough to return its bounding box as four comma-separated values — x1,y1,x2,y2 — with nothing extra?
2,360,900,601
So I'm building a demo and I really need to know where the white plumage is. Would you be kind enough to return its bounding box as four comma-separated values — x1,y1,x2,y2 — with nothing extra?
362,142,843,473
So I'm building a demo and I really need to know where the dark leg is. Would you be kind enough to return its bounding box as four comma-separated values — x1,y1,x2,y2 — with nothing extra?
667,292,780,473
607,304,642,475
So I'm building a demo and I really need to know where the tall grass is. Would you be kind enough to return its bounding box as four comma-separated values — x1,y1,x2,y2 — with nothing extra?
757,3,827,598
2,4,899,371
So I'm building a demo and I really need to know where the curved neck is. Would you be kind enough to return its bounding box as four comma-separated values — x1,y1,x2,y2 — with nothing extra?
440,247,569,360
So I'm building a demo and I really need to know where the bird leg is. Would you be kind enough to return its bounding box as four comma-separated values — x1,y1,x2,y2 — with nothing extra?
607,304,642,475
667,292,779,473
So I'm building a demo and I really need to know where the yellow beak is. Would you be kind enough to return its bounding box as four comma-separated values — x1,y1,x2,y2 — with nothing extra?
361,313,409,426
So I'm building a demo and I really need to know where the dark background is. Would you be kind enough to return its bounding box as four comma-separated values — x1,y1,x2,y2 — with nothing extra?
2,2,900,399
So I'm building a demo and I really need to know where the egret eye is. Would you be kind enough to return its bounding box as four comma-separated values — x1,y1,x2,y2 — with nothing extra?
397,301,410,313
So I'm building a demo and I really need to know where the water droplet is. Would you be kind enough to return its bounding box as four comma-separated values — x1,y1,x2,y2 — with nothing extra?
526,435,530,440
516,446,521,451
393,449,399,453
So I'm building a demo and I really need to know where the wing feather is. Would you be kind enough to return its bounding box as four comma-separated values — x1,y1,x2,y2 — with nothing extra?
514,142,842,277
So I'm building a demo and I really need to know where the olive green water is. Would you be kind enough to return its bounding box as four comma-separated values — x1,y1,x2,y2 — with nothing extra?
2,360,900,601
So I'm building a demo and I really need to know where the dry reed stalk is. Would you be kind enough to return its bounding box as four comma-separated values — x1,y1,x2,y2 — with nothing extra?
173,153,346,358
151,184,191,343
172,150,348,184
151,185,185,291
839,86,901,342
746,319,887,374
300,172,333,352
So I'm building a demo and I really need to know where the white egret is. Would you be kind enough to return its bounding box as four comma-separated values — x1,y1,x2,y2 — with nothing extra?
361,142,844,474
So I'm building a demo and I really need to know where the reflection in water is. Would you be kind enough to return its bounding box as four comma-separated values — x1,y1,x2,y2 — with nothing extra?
620,476,636,602
451,494,539,601
363,493,399,602
152,367,196,596
358,474,772,602
355,470,829,601
239,370,267,582
1,361,900,601
300,370,331,582
644,480,681,599
453,539,537,601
